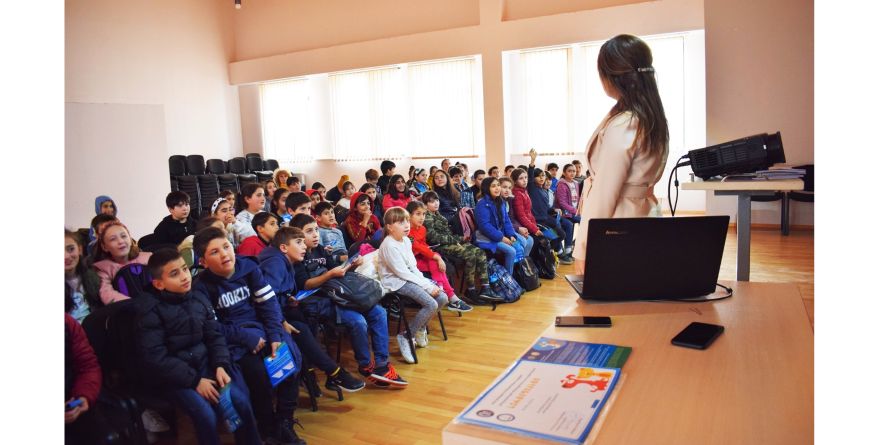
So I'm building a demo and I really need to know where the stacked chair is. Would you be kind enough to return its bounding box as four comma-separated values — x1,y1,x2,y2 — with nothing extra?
167,153,280,217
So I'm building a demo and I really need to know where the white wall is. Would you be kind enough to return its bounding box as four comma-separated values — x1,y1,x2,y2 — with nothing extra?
65,0,242,235
703,0,814,227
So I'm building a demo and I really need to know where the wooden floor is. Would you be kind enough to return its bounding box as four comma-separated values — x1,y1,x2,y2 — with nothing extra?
172,227,813,445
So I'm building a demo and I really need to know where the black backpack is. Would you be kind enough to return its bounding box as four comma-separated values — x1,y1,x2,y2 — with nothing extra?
531,236,557,279
322,272,385,313
113,263,154,300
513,257,541,291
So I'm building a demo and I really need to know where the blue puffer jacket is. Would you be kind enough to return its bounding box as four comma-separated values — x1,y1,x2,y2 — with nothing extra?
257,245,295,310
527,165,555,224
473,196,516,252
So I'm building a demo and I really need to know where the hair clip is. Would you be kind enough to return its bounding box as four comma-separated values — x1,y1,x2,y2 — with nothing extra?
637,67,655,73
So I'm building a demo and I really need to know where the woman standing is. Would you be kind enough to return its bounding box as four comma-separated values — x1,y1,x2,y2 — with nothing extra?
574,34,669,272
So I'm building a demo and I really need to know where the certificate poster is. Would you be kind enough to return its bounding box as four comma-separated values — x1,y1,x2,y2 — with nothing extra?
458,360,621,444
522,337,632,369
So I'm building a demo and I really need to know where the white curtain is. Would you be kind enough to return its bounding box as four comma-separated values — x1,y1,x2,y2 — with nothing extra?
521,48,571,153
259,79,316,163
408,58,478,157
329,67,407,161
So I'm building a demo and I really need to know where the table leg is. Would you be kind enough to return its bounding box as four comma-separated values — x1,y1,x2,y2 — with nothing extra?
736,194,751,281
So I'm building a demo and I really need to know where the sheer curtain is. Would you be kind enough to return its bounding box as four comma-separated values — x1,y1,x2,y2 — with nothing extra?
259,79,317,163
521,48,572,153
408,58,478,157
329,67,407,161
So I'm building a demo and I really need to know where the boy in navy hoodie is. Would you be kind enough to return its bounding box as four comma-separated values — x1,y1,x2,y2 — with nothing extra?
258,226,365,393
136,249,262,445
191,227,306,445
289,214,407,388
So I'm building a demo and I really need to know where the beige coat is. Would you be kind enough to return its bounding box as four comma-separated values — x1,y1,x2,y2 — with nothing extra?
573,111,667,261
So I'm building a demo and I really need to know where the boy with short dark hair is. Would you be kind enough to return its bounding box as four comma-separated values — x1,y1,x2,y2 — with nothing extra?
487,166,500,178
136,248,263,445
546,162,560,191
469,169,486,201
289,215,407,387
377,160,396,194
313,202,348,265
286,176,302,193
191,228,306,445
258,226,365,393
237,212,280,257
284,192,312,224
153,191,196,246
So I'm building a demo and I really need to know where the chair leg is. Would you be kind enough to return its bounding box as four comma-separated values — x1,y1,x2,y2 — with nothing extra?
437,310,448,341
301,370,319,412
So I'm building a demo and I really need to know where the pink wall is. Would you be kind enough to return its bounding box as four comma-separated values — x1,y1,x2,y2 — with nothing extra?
231,0,705,189
704,0,814,226
65,0,243,235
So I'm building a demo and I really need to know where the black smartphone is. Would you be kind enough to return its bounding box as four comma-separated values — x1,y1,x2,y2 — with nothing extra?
671,322,724,349
555,316,612,327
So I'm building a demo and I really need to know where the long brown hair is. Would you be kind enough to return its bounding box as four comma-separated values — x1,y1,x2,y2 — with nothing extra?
94,221,141,262
597,34,668,157
432,170,461,205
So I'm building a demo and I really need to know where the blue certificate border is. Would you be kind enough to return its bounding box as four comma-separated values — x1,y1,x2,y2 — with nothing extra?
457,360,621,444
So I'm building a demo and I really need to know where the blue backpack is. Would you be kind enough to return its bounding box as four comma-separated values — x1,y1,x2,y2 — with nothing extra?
487,259,524,303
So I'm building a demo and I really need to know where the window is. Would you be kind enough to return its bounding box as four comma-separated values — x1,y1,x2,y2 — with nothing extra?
260,56,484,162
504,31,706,209
259,79,318,164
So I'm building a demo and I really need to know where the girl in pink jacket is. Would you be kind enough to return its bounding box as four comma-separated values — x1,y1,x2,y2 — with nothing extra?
91,221,152,305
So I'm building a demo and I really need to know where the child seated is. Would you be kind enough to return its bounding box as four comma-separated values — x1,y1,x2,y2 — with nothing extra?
377,207,449,364
313,202,348,265
152,191,196,247
257,227,365,393
271,189,292,225
347,191,383,244
87,213,118,258
89,195,117,244
289,214,407,387
420,192,503,304
473,177,534,277
285,175,300,193
180,217,225,270
65,313,118,445
284,192,312,225
136,249,262,445
405,201,472,313
525,151,573,263
92,221,152,305
233,184,267,246
191,228,306,445
237,212,280,257
65,230,101,323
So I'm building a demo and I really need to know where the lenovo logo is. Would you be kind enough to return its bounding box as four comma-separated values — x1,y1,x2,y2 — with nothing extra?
604,230,628,236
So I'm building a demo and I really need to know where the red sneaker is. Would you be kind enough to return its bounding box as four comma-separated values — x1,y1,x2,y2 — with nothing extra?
371,363,408,388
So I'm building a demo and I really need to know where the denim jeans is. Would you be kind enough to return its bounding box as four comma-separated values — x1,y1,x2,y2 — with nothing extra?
495,234,534,275
165,371,262,445
336,304,389,368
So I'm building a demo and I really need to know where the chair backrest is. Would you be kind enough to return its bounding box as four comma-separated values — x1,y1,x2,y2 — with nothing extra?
795,164,814,192
245,152,262,159
229,157,247,174
185,155,206,175
264,159,279,171
246,156,264,172
168,155,186,177
206,158,226,175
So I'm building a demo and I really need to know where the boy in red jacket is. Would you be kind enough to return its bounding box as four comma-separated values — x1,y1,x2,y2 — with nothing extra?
65,313,117,445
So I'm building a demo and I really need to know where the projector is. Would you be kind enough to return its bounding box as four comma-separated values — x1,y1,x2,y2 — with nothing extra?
687,132,786,180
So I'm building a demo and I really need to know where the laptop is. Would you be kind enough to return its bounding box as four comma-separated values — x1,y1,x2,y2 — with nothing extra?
565,216,729,300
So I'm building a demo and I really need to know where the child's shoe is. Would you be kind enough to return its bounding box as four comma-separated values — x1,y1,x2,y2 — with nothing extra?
558,252,574,264
397,333,416,363
370,363,408,387
415,327,429,348
446,298,473,313
326,367,365,392
270,417,306,445
358,362,390,387
479,285,506,302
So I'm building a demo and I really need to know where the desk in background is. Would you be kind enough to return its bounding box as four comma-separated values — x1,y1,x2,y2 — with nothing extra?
443,281,813,445
682,179,803,281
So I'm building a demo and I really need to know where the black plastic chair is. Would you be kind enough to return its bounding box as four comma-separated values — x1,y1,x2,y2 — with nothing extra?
264,159,280,171
185,155,205,176
176,176,201,215
197,175,220,217
785,164,814,233
229,157,257,184
751,192,788,235
245,152,262,159
208,159,239,194
168,155,186,177
383,292,448,365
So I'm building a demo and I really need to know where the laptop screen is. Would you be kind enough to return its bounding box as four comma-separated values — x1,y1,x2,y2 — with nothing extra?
580,216,728,300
